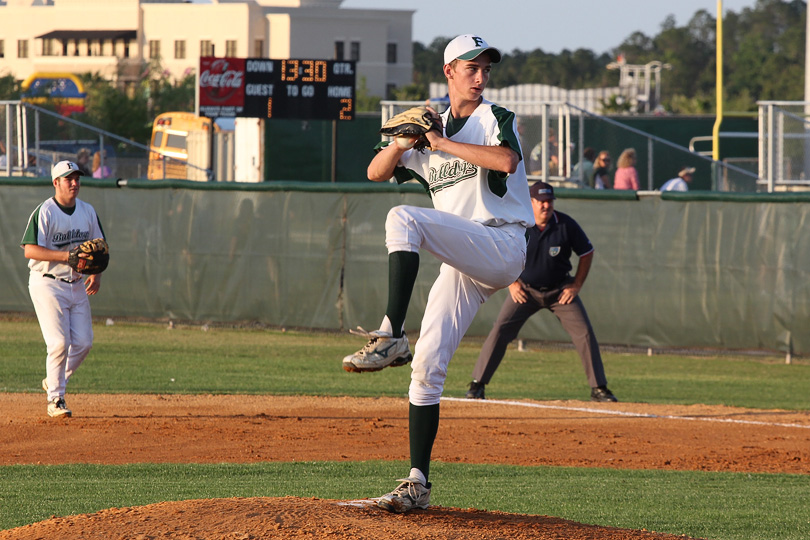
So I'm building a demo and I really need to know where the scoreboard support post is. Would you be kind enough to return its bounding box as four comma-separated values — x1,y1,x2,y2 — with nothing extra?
331,120,338,183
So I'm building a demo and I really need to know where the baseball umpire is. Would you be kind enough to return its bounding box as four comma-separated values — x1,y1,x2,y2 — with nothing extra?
21,160,108,418
466,181,617,403
342,34,534,513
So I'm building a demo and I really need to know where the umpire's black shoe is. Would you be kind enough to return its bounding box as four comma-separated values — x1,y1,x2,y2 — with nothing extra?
591,386,618,402
466,380,486,399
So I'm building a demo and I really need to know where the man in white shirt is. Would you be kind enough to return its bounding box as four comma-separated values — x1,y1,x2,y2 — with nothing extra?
661,166,695,192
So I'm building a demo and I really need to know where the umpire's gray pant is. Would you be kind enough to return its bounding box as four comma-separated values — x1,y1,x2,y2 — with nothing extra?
472,284,607,388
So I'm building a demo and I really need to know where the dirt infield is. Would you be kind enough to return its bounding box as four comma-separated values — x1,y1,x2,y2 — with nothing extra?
2,394,809,539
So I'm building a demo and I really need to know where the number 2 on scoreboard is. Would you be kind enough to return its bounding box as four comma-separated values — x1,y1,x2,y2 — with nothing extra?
339,98,353,120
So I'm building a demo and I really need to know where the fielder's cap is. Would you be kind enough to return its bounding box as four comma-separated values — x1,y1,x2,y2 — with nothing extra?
52,160,83,181
529,181,556,201
678,166,696,177
444,34,502,65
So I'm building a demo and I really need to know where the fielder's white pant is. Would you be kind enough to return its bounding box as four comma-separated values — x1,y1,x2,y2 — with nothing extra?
385,205,527,406
28,273,94,400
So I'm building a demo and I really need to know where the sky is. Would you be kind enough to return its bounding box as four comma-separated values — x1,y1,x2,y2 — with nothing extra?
340,0,759,55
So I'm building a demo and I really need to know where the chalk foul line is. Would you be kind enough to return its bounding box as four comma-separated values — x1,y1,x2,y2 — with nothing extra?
441,396,810,430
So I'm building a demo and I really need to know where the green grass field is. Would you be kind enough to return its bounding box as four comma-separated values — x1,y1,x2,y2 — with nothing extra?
1,317,809,539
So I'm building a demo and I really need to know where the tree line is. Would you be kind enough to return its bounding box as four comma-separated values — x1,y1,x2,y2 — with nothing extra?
0,0,803,146
397,0,806,114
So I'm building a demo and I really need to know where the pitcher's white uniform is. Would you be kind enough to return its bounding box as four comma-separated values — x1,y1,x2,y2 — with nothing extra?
388,99,534,405
21,197,105,402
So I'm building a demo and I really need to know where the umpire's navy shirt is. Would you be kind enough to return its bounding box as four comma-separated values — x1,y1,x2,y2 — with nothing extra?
519,210,594,289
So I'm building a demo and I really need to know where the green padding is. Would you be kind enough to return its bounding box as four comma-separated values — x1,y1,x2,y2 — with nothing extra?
0,177,53,187
120,178,429,194
3,182,809,355
554,187,638,200
7,176,807,203
0,177,121,189
660,189,810,203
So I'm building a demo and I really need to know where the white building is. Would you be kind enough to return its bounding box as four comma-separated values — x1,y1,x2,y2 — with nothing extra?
0,0,413,98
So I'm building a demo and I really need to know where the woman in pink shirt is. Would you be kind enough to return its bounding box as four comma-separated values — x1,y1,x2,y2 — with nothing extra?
613,148,639,190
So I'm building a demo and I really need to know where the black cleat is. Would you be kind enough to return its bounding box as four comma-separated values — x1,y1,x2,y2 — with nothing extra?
466,380,486,399
591,386,618,402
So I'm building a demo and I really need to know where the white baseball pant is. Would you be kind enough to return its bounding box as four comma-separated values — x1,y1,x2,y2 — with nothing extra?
385,205,527,406
28,273,94,400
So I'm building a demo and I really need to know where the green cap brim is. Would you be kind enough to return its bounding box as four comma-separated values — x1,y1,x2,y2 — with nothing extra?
456,47,501,63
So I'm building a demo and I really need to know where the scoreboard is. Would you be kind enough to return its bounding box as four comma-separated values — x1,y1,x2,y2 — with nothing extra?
198,57,356,121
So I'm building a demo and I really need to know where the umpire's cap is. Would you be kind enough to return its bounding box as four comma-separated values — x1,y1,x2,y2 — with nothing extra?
529,181,556,201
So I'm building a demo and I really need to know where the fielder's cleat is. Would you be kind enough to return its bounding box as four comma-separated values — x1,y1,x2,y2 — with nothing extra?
591,386,618,402
376,476,431,513
42,378,48,392
47,397,72,418
466,380,486,399
342,327,412,373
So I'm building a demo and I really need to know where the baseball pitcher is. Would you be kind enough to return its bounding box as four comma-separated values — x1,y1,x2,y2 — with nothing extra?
342,34,534,513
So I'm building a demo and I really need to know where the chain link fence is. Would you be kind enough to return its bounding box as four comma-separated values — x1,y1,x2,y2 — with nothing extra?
0,101,226,181
758,101,810,192
1,100,153,180
382,100,761,192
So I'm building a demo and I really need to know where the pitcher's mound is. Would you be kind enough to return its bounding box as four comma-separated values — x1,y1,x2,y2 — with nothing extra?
1,496,702,540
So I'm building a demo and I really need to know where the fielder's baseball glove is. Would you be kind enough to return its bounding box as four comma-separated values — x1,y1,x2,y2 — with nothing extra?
67,238,109,275
379,106,442,152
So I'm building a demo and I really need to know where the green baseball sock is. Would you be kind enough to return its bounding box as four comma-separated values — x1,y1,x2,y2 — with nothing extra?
409,402,440,483
386,251,419,338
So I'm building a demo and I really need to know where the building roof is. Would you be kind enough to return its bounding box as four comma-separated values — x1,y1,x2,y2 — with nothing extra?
36,30,137,40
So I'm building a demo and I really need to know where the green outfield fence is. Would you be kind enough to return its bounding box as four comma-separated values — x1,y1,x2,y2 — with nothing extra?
2,178,809,357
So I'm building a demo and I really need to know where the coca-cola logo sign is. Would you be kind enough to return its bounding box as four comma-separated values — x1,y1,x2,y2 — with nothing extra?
199,57,245,106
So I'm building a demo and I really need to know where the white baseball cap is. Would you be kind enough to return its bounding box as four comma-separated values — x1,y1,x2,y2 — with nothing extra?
444,34,502,65
678,166,696,177
52,160,83,181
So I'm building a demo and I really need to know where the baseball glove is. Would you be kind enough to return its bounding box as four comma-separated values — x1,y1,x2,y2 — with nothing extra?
67,238,109,275
379,106,442,152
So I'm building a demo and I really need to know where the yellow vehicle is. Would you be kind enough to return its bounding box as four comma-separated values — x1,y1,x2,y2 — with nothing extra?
147,112,216,180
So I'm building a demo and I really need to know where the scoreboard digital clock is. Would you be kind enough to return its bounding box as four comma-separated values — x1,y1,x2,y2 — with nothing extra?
198,57,356,121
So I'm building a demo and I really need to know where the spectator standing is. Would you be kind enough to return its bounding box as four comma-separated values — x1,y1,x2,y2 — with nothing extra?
0,138,7,170
592,151,611,189
528,127,559,177
613,148,639,190
26,154,48,177
466,181,617,403
92,151,111,179
76,148,92,176
571,147,595,187
660,166,695,192
517,117,534,168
